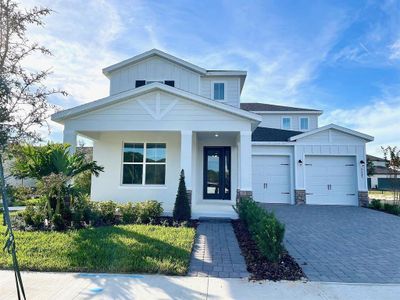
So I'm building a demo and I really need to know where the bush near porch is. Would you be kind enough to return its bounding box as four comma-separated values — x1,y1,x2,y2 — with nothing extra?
233,197,304,281
236,197,284,262
0,215,195,275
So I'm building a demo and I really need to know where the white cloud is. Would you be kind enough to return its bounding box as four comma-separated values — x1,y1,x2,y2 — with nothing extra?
321,96,400,156
389,40,400,60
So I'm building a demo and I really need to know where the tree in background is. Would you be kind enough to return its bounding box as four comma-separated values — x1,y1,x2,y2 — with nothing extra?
173,169,191,222
382,146,400,202
0,1,66,298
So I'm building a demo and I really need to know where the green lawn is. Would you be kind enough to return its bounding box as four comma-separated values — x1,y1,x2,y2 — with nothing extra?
0,221,196,275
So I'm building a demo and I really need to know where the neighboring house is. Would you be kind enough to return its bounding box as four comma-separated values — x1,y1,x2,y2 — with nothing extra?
367,154,400,190
52,49,374,218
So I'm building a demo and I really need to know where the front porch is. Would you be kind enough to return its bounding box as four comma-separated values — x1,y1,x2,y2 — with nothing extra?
64,130,253,219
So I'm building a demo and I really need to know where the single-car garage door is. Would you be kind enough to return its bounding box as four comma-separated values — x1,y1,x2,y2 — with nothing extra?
252,155,291,203
305,156,358,205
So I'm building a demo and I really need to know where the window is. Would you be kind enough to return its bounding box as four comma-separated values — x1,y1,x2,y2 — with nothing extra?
122,143,166,185
213,82,225,100
300,117,309,130
135,80,146,88
164,80,175,87
282,117,291,130
136,80,175,88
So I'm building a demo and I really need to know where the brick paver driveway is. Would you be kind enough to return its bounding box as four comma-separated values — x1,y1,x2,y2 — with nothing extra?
262,204,400,283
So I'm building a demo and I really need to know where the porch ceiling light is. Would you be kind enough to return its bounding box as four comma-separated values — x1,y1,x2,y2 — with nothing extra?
214,133,219,137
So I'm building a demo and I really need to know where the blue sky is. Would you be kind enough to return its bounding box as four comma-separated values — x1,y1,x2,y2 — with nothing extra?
23,0,400,155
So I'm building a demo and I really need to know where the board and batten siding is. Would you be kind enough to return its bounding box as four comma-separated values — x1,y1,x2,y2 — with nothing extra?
108,56,200,95
64,91,252,132
200,76,240,107
258,113,318,131
294,129,368,192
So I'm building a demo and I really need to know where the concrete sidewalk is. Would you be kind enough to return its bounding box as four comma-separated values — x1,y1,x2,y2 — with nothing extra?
0,271,400,300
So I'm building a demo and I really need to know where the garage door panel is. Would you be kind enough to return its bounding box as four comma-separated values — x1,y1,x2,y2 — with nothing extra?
252,155,291,204
305,156,357,206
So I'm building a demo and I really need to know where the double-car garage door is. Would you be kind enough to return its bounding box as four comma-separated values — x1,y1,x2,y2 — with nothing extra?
252,155,358,206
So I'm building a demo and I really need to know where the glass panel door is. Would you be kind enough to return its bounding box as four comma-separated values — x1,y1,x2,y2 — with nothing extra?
203,147,231,199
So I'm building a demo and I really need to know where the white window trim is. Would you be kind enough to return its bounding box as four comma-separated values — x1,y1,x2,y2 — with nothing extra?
211,81,227,101
281,116,292,130
299,117,309,131
121,142,167,186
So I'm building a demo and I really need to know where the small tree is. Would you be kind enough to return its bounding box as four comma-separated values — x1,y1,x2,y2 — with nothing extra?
367,157,375,177
173,169,191,222
0,2,66,297
382,146,400,202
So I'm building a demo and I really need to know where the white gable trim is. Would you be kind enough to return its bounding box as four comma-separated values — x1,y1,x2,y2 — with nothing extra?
289,123,374,142
51,82,262,124
103,49,207,76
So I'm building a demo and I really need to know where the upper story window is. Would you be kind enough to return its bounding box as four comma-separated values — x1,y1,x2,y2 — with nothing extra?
282,117,291,130
213,82,225,100
122,143,166,185
135,80,175,88
300,117,309,131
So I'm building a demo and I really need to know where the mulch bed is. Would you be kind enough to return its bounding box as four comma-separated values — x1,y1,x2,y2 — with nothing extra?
232,219,305,281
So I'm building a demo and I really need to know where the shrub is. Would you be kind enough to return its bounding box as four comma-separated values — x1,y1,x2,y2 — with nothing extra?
369,199,382,210
95,201,119,225
236,197,285,262
383,203,400,216
120,202,137,224
52,213,66,231
6,185,35,206
23,204,46,228
135,200,163,224
173,170,191,221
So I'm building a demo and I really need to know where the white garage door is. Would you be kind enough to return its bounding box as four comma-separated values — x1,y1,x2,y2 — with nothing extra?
305,156,358,206
252,155,291,204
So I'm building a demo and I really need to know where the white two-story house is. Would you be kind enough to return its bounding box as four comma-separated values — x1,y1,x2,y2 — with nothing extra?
52,49,373,218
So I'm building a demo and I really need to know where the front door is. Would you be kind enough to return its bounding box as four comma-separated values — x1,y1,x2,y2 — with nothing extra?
203,147,231,199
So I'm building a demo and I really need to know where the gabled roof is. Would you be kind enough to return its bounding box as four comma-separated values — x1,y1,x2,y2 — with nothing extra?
252,127,302,142
241,102,322,114
103,49,207,76
289,124,374,142
51,83,262,126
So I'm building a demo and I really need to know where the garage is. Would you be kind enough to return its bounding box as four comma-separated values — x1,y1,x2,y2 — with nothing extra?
252,155,291,203
305,155,358,205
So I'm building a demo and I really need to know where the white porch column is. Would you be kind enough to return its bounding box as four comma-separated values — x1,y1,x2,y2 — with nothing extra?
239,131,252,192
63,129,77,154
180,130,193,189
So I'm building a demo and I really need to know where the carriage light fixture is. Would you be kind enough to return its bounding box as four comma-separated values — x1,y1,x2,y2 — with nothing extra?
360,160,365,166
298,159,303,166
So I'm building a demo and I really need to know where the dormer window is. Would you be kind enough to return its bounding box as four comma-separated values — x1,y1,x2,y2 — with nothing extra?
212,82,225,100
135,80,175,88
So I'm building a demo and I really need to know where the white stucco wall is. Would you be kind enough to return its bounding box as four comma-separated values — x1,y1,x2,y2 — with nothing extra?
91,131,181,214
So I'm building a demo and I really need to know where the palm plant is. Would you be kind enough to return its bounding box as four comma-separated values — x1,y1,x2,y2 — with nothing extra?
10,143,104,216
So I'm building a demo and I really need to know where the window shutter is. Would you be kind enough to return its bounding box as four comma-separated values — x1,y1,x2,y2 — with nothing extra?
135,80,146,88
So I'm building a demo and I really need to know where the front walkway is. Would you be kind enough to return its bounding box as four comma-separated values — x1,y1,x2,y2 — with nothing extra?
1,270,400,300
262,204,400,283
188,220,248,278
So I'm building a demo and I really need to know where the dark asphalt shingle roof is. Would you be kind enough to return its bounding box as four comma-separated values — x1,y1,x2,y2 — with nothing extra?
252,126,302,142
241,102,320,112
